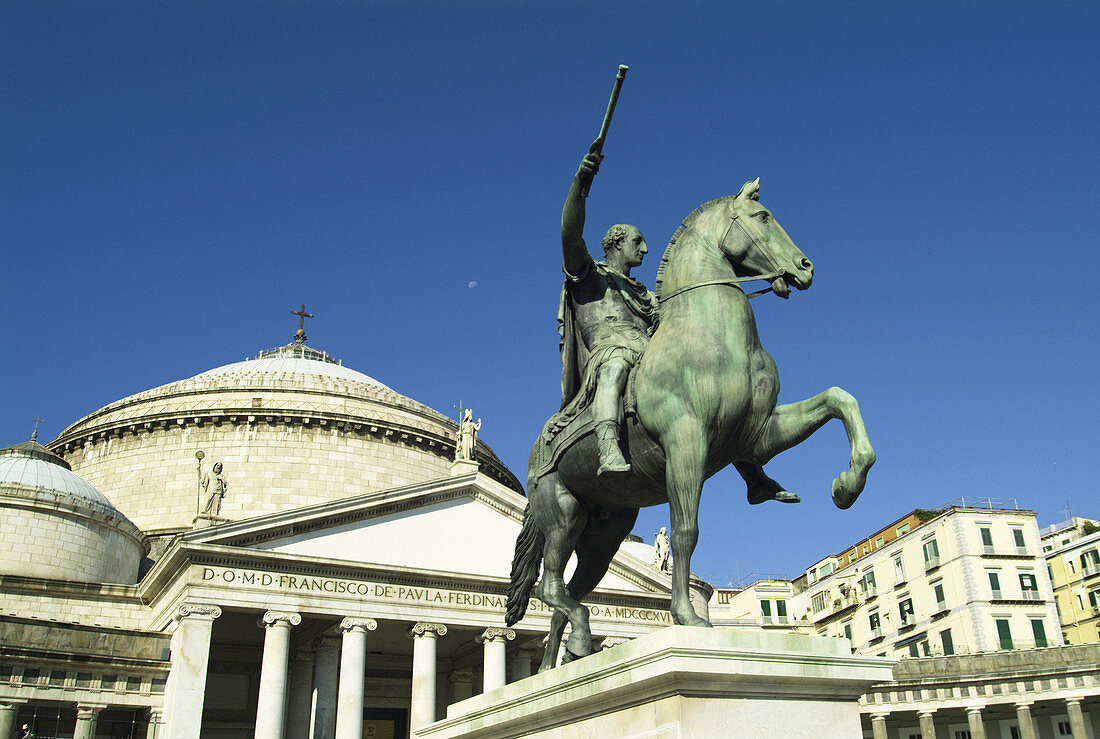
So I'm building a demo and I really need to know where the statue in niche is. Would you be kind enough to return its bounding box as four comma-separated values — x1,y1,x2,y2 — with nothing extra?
456,408,481,462
653,527,670,573
200,462,228,516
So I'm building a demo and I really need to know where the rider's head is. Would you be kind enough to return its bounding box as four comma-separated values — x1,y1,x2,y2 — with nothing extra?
602,224,647,268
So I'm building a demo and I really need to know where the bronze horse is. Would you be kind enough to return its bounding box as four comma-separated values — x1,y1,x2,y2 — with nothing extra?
506,179,875,669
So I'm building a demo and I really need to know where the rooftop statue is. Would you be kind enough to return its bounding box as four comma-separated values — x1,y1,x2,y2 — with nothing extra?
506,67,875,671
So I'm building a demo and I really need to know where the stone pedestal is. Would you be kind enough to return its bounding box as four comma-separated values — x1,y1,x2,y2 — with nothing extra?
417,626,895,739
449,459,478,477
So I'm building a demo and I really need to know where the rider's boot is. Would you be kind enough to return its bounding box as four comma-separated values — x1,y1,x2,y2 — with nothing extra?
595,421,631,477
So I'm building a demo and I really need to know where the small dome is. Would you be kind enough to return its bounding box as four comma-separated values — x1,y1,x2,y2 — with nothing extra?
1,438,146,584
1,441,116,512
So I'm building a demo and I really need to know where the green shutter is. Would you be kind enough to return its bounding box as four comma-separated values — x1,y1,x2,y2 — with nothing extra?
776,600,787,618
760,600,771,618
1031,620,1047,648
940,629,954,655
996,619,1013,649
980,528,993,546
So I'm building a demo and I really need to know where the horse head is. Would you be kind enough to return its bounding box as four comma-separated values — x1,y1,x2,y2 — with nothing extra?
719,179,814,298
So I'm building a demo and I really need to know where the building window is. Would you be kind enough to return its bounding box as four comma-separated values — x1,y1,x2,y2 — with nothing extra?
1031,619,1048,648
895,555,906,584
908,642,920,657
862,544,869,555
988,571,1002,599
896,522,910,536
869,611,881,633
875,536,884,548
843,621,852,641
940,628,954,656
776,599,788,623
1057,720,1071,735
1019,573,1039,600
811,591,829,613
955,731,972,739
760,599,772,623
820,561,836,578
898,598,914,624
996,618,1013,650
980,526,994,553
933,583,946,612
861,569,877,596
1089,589,1100,608
1082,548,1100,576
923,538,940,568
1012,528,1027,553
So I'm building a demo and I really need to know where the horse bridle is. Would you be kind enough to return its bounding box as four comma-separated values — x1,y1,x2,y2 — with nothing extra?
659,207,787,304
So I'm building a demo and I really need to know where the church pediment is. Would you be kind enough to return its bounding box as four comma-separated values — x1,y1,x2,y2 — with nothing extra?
182,473,670,596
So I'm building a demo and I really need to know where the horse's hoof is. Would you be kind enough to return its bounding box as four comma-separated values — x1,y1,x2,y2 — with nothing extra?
831,474,863,510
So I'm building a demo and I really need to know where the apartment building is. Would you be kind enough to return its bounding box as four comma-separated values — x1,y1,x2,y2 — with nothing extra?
795,500,1062,661
1043,519,1100,645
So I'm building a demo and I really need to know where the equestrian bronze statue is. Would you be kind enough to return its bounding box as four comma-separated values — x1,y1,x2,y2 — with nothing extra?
505,94,875,670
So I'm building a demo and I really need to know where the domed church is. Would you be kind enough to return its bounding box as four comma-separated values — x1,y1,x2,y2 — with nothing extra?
0,324,702,739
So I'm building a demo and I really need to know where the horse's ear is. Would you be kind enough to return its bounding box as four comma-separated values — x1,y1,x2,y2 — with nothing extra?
736,178,761,201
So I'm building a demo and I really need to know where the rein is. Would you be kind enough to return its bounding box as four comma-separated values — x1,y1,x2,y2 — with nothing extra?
658,211,786,304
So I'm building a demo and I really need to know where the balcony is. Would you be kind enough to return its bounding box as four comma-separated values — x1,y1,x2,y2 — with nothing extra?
1083,562,1100,578
863,586,877,599
1021,590,1042,601
924,556,941,571
980,546,1035,560
983,544,996,555
869,628,883,641
990,589,1003,600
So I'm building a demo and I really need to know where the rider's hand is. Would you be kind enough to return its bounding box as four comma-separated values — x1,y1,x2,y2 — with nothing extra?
579,139,604,177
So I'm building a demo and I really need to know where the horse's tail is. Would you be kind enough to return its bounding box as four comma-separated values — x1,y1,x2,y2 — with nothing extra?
505,503,544,627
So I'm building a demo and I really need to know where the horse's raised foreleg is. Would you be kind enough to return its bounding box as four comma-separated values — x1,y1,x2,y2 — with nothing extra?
663,423,712,627
753,387,875,509
531,473,594,663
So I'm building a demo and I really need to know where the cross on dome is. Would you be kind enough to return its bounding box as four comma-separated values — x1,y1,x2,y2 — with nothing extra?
291,304,314,344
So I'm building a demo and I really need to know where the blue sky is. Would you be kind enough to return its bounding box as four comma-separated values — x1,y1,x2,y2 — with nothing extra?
3,1,1097,585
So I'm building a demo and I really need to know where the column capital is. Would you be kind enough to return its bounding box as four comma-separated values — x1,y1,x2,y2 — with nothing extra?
476,627,515,644
870,712,889,720
174,602,222,621
260,610,302,627
917,709,936,718
966,705,984,715
339,616,378,633
407,622,447,638
1015,701,1034,709
1064,697,1082,707
76,703,108,717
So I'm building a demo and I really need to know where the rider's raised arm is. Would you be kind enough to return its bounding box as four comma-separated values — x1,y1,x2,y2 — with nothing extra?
562,143,602,277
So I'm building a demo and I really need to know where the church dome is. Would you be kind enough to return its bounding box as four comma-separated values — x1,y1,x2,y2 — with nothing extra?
1,438,146,584
50,336,521,537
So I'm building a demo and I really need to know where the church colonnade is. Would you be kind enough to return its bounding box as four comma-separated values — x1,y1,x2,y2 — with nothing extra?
867,697,1091,739
163,603,522,739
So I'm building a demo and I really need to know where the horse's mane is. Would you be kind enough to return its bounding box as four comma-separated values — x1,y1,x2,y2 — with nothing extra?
655,195,737,301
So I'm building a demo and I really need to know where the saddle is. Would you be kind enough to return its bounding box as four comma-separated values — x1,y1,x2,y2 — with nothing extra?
533,365,641,481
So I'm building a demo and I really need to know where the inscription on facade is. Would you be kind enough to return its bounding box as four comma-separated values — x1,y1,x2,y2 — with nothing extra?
195,566,671,624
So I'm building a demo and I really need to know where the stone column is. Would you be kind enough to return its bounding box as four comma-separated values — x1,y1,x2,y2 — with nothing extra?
407,622,447,733
450,671,475,703
147,708,164,739
508,649,536,683
312,634,340,739
163,603,221,739
1065,698,1087,739
0,701,26,739
286,649,316,739
870,713,888,739
254,610,301,739
918,710,936,739
966,706,986,739
1015,702,1036,739
477,628,515,693
334,617,378,739
74,704,107,739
